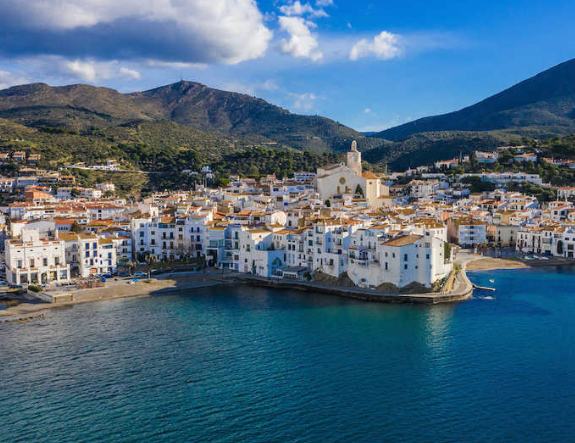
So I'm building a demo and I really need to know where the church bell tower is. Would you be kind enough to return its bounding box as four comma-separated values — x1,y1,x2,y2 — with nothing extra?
347,140,362,176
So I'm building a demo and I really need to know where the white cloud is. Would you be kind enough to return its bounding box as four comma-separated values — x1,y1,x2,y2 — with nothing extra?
290,92,318,112
18,57,143,83
145,61,208,70
279,1,328,18
220,79,280,96
364,108,372,114
315,0,334,6
63,59,142,82
350,31,402,61
119,67,141,80
1,0,273,65
221,82,257,95
261,79,280,91
279,16,323,62
0,69,29,90
64,60,99,82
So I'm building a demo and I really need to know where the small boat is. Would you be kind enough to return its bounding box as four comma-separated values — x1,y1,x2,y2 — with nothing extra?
489,279,495,283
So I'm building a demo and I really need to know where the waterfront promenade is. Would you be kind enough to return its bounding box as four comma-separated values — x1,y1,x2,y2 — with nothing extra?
6,251,574,322
0,264,474,322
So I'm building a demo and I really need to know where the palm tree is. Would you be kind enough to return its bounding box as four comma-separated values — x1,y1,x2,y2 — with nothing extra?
127,260,137,276
146,254,156,280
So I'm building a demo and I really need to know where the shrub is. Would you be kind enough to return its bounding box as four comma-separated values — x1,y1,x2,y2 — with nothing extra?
28,285,43,293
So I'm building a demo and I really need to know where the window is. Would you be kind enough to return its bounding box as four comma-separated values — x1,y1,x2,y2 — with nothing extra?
93,242,97,249
404,254,408,261
43,258,48,266
404,264,408,270
385,262,388,270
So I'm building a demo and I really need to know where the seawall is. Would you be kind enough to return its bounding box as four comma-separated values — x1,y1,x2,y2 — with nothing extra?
231,271,473,304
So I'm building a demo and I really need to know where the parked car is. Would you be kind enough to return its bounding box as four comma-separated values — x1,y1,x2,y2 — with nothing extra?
118,272,130,277
134,271,147,277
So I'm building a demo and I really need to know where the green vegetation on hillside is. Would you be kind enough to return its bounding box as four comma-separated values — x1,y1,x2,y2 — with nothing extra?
0,81,377,153
0,118,342,196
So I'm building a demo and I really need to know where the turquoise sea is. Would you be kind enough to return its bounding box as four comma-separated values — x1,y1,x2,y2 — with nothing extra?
1,267,575,442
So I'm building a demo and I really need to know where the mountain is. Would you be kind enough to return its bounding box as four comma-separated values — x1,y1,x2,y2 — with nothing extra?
0,81,373,153
362,130,520,170
375,58,575,141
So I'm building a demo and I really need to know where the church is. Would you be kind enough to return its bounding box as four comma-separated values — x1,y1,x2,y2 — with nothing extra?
315,141,391,209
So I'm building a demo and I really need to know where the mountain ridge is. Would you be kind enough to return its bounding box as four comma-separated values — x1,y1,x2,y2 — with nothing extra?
0,80,373,153
375,58,575,141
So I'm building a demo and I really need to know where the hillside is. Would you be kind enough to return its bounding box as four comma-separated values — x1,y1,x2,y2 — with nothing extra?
375,58,575,141
363,130,513,170
0,117,344,196
0,81,374,153
364,127,575,170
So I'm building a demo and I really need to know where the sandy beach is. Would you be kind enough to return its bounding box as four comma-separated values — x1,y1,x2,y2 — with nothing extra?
0,275,229,322
466,257,529,271
3,255,574,322
466,256,575,271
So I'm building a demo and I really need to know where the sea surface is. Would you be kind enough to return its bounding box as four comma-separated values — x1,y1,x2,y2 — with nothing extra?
1,267,575,443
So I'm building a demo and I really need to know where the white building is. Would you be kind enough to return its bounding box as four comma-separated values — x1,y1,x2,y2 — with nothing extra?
347,233,452,289
558,187,575,201
316,141,390,209
294,171,316,183
476,151,499,164
5,229,70,285
237,228,285,277
447,217,487,247
410,180,440,199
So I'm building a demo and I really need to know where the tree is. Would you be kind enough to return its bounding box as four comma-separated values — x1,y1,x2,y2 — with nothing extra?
470,151,478,169
103,190,114,198
71,188,81,198
355,184,364,197
146,254,156,280
216,177,230,187
70,221,82,233
324,199,331,207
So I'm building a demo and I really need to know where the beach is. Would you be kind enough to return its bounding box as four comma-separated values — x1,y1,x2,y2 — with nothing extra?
466,256,575,271
466,257,529,271
0,275,228,322
3,254,574,322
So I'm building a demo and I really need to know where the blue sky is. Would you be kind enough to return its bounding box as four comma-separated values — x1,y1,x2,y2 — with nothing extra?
0,0,574,132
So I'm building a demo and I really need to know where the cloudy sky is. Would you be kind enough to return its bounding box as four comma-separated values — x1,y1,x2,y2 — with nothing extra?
0,0,574,131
